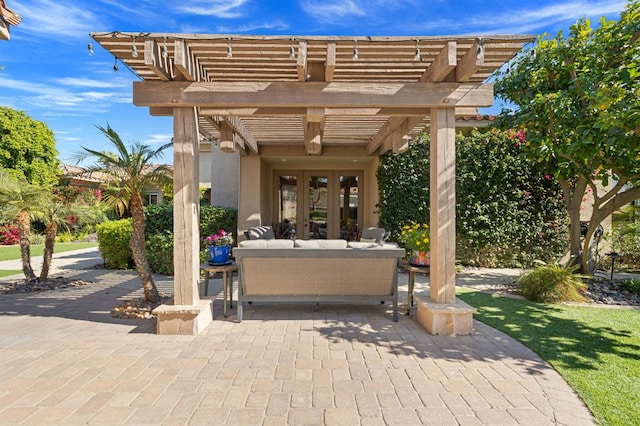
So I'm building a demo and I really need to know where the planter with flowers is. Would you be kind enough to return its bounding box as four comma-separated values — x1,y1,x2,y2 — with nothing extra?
204,230,234,265
398,223,430,266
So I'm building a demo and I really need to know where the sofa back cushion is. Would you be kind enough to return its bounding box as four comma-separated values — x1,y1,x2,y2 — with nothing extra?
294,239,348,249
239,239,294,248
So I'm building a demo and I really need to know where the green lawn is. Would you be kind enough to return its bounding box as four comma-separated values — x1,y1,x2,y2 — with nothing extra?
457,288,640,426
0,242,98,262
0,270,22,278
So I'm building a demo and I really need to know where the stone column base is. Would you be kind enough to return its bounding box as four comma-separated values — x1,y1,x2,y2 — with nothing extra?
415,295,477,335
153,299,213,335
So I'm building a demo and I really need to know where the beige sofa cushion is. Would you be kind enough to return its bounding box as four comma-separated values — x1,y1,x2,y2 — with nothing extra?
294,239,348,249
239,239,294,248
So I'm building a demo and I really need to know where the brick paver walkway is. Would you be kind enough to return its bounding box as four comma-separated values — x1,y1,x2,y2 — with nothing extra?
0,258,594,425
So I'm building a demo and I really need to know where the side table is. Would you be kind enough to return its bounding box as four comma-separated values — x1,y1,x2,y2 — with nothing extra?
399,261,430,315
201,262,238,318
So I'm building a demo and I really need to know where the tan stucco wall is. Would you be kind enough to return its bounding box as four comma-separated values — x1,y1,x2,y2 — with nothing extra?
209,149,239,209
238,155,263,235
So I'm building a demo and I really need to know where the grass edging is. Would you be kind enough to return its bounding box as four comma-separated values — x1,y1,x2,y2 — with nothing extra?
457,287,640,426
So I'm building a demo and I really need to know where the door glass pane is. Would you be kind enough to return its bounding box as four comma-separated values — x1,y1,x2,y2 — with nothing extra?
277,175,297,239
339,175,359,241
308,176,328,239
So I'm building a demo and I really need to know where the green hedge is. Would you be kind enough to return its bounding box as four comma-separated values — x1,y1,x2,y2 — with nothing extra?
96,219,133,269
377,129,569,268
98,205,237,274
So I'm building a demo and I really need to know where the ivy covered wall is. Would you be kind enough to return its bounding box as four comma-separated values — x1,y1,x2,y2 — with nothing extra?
377,128,569,268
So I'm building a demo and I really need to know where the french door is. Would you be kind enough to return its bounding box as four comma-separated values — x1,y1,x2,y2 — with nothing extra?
274,170,363,240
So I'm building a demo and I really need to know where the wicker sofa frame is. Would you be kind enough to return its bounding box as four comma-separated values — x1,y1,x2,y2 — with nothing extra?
232,242,404,322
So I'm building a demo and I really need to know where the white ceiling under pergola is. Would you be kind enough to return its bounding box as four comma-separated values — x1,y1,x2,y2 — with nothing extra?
90,33,533,156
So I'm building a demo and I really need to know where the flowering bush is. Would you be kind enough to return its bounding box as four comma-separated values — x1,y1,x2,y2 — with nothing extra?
0,225,20,245
204,230,233,246
399,223,430,251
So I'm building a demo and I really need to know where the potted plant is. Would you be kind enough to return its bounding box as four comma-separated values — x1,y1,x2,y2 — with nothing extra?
398,223,430,266
204,230,234,265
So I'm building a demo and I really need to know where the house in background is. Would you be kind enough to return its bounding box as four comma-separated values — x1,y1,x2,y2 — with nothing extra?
59,164,168,206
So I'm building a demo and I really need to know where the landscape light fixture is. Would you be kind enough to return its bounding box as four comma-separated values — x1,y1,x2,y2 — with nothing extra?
162,36,168,59
414,39,421,61
87,42,94,56
131,35,138,58
352,39,358,61
226,37,233,58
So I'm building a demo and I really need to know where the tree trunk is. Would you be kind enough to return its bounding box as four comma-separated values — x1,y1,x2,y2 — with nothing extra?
39,221,57,281
17,211,36,281
129,192,159,303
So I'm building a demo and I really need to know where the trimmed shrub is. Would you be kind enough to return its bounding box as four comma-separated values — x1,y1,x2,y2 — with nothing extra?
96,219,133,269
143,204,237,274
609,222,640,271
377,128,569,267
146,231,174,276
618,278,640,295
517,263,587,303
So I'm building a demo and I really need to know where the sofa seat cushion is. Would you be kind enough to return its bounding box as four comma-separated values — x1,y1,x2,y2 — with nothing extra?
294,239,348,249
239,239,294,248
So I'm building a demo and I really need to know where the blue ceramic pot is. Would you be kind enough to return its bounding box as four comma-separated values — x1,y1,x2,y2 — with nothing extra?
208,245,231,264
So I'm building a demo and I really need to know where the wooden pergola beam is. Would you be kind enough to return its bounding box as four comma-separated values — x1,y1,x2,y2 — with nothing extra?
325,42,336,82
456,39,485,82
222,116,258,154
144,39,172,81
297,41,307,82
421,41,457,82
133,81,494,109
174,39,198,81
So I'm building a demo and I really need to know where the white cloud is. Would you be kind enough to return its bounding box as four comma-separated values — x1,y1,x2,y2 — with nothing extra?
12,0,102,38
300,0,365,22
54,77,127,89
216,20,289,33
469,0,627,34
175,0,250,18
143,133,173,146
0,75,130,111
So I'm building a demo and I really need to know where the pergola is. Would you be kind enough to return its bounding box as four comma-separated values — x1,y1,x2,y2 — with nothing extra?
91,33,533,335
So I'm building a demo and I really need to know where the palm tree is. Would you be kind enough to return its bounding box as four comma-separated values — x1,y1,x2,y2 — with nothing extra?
0,168,52,281
76,125,172,303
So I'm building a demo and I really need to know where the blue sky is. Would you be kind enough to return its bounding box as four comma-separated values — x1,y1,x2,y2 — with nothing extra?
0,0,629,164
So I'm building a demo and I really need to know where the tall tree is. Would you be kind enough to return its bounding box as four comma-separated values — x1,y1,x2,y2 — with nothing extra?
0,107,60,186
495,1,640,272
76,125,172,302
0,168,51,280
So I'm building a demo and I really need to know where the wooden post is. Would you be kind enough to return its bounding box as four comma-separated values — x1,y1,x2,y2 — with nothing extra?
429,107,456,304
173,107,201,305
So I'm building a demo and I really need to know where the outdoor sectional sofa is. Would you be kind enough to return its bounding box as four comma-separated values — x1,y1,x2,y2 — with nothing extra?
232,239,405,322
